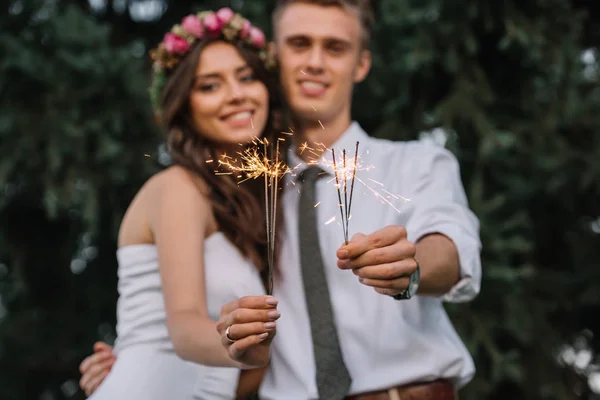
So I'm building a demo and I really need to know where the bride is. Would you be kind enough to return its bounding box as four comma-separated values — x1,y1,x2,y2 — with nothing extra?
85,8,283,399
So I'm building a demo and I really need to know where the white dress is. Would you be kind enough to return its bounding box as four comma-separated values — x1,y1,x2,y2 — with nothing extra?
90,232,265,400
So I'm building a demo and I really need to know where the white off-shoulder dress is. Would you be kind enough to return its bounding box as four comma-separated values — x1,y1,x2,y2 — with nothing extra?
89,232,265,400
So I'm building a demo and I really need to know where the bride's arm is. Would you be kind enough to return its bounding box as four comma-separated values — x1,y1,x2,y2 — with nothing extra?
150,167,243,368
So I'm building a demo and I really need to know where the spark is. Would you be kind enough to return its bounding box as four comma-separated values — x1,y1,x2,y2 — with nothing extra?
318,120,325,130
366,178,411,202
299,142,310,154
314,201,321,207
325,216,336,225
356,177,405,213
144,154,150,157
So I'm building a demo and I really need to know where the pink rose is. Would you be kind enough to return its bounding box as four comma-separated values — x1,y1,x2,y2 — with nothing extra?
240,19,251,39
249,27,266,48
203,13,223,32
163,33,189,54
216,7,234,23
181,15,203,38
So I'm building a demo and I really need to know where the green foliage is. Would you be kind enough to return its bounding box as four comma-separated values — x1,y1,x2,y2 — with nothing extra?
0,3,161,399
0,4,161,230
355,0,600,399
0,0,599,399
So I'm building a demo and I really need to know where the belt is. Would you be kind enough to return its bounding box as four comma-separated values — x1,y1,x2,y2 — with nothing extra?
345,379,457,400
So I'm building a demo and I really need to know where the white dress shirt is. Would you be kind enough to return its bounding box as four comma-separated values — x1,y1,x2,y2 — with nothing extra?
259,122,482,400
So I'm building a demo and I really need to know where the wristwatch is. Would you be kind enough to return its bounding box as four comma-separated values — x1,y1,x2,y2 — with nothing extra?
392,259,420,300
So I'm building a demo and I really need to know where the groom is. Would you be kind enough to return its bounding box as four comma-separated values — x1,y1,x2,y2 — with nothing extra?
252,1,480,399
81,1,481,399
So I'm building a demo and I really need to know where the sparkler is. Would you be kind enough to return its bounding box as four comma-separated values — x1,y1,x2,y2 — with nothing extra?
217,137,291,295
331,141,360,244
297,141,411,233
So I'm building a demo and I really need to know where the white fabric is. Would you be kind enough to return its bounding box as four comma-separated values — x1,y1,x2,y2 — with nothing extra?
90,232,265,400
259,122,482,399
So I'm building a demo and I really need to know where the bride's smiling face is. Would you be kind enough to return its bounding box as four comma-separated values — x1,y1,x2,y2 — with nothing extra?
189,41,270,146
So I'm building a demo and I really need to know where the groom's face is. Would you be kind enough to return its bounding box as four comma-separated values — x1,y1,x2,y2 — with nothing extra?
273,3,370,125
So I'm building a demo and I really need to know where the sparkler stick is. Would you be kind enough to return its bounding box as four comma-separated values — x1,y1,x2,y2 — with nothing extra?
267,139,282,295
346,142,359,241
331,142,360,244
218,137,291,295
343,150,348,226
263,141,270,263
262,140,273,295
331,148,348,243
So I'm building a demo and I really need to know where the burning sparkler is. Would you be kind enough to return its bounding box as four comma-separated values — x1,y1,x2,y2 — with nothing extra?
217,136,292,295
297,141,412,237
331,142,359,244
216,130,412,293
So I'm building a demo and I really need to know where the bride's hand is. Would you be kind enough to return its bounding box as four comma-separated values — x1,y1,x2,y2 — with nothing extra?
216,295,280,368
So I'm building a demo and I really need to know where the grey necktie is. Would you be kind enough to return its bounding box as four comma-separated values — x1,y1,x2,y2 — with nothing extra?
298,166,352,400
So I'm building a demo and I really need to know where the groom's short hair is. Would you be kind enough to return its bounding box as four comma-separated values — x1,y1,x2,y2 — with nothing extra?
272,0,374,49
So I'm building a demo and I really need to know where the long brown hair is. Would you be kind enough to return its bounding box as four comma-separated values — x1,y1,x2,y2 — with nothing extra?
158,39,284,273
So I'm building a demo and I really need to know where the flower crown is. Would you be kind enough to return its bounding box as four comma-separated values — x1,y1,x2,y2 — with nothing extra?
149,7,277,116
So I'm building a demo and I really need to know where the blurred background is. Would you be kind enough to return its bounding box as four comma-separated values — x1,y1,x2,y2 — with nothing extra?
1,0,600,399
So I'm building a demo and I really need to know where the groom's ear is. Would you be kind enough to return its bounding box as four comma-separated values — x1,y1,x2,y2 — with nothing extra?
353,49,371,83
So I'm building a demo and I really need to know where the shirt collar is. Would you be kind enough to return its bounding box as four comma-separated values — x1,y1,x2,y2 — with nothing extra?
286,121,369,180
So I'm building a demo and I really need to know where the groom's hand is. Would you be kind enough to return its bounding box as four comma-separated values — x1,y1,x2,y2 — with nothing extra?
79,342,115,396
336,225,418,296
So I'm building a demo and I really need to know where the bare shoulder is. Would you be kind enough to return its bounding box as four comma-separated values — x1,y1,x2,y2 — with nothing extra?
118,166,213,246
149,165,208,192
147,165,211,211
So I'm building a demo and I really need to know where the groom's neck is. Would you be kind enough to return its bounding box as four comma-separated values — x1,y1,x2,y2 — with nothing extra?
292,115,352,161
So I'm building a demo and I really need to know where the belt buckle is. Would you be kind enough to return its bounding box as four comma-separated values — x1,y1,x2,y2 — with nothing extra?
388,388,401,400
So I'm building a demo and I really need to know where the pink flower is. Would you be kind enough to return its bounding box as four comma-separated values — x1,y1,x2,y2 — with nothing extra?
249,27,266,48
203,13,223,32
163,33,189,54
216,7,234,23
240,19,251,39
181,15,203,38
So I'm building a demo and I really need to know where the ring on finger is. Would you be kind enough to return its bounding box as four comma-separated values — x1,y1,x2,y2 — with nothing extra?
225,326,236,343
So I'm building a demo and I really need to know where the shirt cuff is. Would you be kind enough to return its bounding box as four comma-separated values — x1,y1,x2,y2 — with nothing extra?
413,223,481,303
